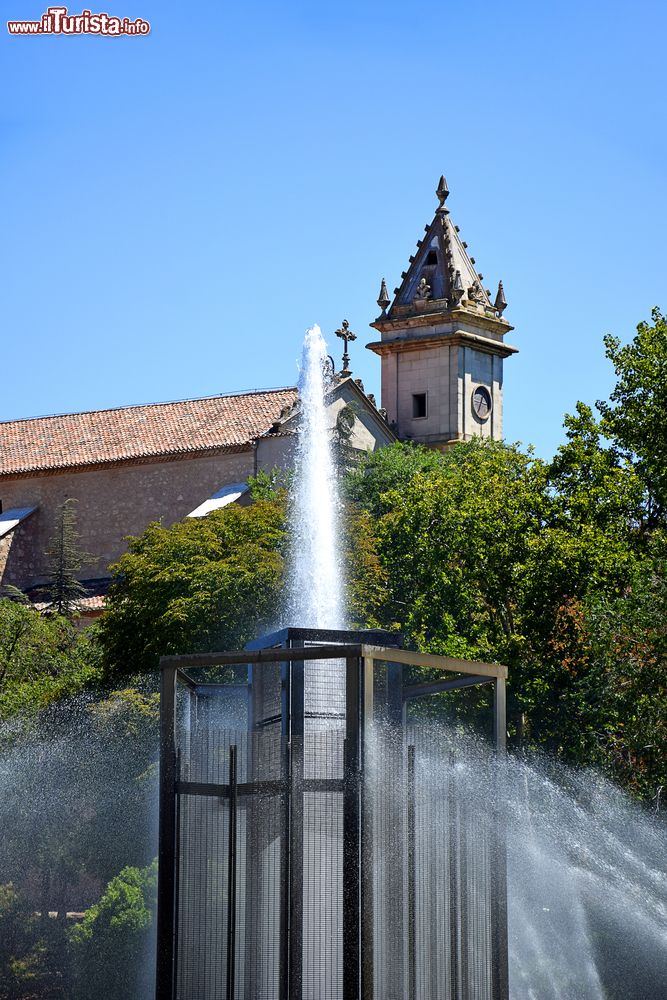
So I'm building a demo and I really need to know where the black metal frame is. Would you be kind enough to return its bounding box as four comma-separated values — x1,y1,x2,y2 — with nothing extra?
155,633,508,1000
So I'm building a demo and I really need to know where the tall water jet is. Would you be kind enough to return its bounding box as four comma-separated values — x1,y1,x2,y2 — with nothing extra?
287,323,344,629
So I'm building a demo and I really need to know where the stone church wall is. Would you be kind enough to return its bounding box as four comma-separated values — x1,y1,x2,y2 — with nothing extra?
0,450,255,591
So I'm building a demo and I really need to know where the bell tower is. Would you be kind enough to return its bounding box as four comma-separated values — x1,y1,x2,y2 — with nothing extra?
367,176,518,449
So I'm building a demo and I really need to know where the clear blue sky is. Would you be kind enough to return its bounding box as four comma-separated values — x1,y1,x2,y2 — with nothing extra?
1,0,665,458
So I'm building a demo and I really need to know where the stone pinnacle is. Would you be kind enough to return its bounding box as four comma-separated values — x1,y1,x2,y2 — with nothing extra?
494,280,507,315
377,277,391,314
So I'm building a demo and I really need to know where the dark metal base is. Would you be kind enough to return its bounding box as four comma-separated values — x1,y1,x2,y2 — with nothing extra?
246,626,403,650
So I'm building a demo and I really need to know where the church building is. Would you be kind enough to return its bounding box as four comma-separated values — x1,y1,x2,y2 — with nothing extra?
0,177,517,613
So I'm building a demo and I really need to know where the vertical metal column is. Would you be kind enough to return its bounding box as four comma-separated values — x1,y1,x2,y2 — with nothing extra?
288,642,305,1000
407,745,417,1000
343,655,361,1000
491,677,509,1000
279,660,291,1000
226,745,238,1000
493,676,506,754
448,751,460,1000
156,664,178,1000
459,797,469,998
360,656,375,1000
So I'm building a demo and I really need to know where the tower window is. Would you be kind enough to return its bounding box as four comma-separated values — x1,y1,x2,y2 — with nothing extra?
412,393,427,419
425,250,438,266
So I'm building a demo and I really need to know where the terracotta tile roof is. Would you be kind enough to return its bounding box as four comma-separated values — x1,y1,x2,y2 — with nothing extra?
0,388,298,477
32,595,106,614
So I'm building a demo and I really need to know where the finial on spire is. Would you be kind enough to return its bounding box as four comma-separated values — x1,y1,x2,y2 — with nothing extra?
377,278,391,316
335,319,357,378
494,280,507,316
436,174,449,210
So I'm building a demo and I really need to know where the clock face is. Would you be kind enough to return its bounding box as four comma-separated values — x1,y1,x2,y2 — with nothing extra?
472,385,492,420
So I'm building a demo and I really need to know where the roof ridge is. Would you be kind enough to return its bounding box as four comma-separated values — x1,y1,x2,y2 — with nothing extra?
0,385,297,427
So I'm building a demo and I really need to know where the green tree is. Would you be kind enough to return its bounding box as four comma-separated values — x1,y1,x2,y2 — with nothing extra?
547,402,644,537
44,499,92,618
346,440,640,758
69,861,157,1000
597,307,667,530
580,534,667,802
0,600,98,718
98,499,288,676
344,439,445,518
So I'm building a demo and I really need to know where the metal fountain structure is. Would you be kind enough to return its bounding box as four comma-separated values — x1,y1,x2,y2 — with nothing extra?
155,626,509,1000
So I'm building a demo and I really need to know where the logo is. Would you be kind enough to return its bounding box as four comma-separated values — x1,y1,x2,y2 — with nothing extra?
8,7,151,35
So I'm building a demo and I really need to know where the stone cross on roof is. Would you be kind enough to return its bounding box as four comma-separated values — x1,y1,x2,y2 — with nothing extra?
335,319,357,377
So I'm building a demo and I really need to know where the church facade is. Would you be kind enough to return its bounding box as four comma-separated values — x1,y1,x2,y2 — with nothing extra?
0,177,517,610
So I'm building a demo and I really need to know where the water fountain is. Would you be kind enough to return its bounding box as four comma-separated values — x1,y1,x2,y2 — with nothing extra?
153,326,667,999
154,326,509,999
286,324,343,631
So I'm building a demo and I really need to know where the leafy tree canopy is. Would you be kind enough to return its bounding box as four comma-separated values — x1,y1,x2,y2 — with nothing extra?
0,600,99,719
347,438,652,787
597,307,667,528
69,860,157,1000
98,499,288,676
580,532,667,802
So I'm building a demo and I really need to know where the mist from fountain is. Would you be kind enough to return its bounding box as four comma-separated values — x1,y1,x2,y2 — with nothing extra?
287,323,344,630
504,748,667,999
372,723,667,1000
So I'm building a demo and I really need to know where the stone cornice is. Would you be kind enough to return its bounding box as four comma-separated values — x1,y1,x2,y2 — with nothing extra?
366,328,519,360
371,305,513,338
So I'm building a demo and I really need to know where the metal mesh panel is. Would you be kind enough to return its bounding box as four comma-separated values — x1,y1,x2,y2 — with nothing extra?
302,653,345,725
176,792,230,998
173,727,348,1000
371,725,496,1000
175,729,286,1000
251,663,282,728
241,780,284,999
159,642,506,1000
302,733,345,999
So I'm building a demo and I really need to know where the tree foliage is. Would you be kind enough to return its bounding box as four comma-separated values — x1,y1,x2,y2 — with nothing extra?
581,536,667,802
44,499,92,618
98,499,288,676
597,307,667,528
346,431,664,797
0,600,99,718
69,860,157,1000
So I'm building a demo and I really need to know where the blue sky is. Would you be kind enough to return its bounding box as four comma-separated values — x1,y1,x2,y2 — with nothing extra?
1,0,665,458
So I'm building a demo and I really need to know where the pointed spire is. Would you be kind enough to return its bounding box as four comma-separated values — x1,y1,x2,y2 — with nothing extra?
436,174,449,212
374,175,501,322
494,280,507,316
377,277,391,315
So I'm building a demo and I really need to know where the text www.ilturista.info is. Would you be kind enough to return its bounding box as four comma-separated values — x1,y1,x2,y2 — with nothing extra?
7,7,150,35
